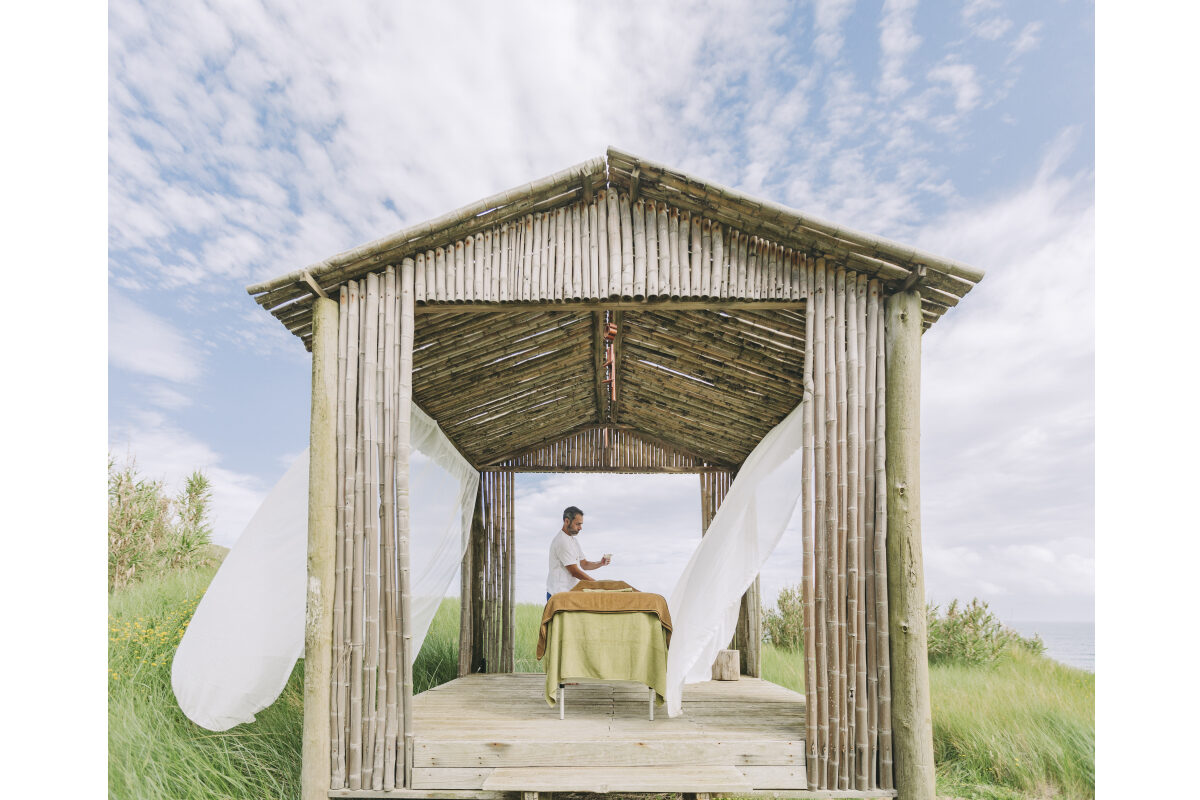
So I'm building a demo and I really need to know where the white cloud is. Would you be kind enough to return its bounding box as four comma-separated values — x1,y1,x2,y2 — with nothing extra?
927,60,983,116
962,0,1012,41
915,130,1094,622
1008,21,1043,62
878,0,921,97
813,0,857,60
109,291,203,383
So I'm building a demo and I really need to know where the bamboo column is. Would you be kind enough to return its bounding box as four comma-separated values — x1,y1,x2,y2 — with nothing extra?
822,258,840,789
812,260,829,788
380,267,399,790
801,258,819,790
884,288,933,800
360,274,380,782
396,258,416,788
853,274,869,790
302,297,338,800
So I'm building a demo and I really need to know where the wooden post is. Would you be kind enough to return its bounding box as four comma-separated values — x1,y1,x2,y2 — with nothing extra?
884,288,934,800
303,297,338,800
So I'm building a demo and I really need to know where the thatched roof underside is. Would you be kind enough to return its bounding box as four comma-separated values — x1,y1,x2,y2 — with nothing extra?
249,147,982,470
414,308,806,469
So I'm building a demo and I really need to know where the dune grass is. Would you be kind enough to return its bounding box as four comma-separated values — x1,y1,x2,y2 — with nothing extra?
759,642,1094,800
110,573,1093,800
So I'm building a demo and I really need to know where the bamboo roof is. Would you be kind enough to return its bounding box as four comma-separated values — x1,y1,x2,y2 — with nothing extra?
248,148,984,469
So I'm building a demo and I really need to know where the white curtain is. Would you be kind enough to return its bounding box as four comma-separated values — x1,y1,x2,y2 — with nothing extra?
172,405,477,731
665,397,809,717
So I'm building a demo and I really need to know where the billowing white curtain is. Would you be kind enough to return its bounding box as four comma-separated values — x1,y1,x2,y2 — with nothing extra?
172,405,477,731
665,398,808,717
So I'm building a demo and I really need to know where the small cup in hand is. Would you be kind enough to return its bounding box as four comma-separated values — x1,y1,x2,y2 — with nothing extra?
602,553,613,565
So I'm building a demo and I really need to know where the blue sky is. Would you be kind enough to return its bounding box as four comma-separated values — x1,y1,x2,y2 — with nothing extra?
105,0,1095,622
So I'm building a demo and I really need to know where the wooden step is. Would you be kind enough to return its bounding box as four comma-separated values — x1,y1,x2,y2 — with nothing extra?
481,765,753,792
415,738,805,768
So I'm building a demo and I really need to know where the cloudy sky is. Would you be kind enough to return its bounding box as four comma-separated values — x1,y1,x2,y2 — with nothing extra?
106,0,1095,624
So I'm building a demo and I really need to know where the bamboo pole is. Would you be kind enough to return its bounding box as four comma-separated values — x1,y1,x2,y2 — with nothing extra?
668,208,681,299
361,273,380,784
381,267,400,789
700,218,712,298
712,223,725,299
801,258,819,790
875,292,895,791
689,215,703,298
414,253,426,304
339,282,360,788
347,281,366,790
620,193,634,299
649,200,663,297
453,240,465,302
597,191,611,300
498,226,509,302
585,200,597,300
463,235,475,303
302,296,337,800
854,274,869,789
522,216,534,302
553,207,565,302
607,189,622,298
531,213,543,303
397,258,415,788
864,278,880,789
481,231,492,302
678,211,692,297
836,267,851,789
822,257,840,789
633,197,647,299
502,471,515,671
845,268,861,790
571,203,583,300
884,288,932,800
433,247,446,303
813,260,829,789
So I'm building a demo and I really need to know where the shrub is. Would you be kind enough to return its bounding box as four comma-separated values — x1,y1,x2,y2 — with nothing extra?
763,583,805,651
109,456,217,592
927,598,1045,666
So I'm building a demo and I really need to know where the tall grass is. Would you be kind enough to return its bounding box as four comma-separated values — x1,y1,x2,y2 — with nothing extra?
109,567,305,800
760,642,1094,800
111,569,1092,800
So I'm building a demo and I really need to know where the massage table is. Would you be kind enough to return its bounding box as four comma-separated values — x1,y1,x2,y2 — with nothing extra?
536,580,673,720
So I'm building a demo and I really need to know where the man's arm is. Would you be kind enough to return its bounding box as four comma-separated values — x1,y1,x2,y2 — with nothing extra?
566,563,593,581
579,556,610,570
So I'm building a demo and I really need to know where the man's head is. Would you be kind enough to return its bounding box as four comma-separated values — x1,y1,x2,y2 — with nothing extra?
562,505,584,535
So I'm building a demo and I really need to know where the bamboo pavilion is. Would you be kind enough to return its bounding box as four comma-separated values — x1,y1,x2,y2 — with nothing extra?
246,147,985,800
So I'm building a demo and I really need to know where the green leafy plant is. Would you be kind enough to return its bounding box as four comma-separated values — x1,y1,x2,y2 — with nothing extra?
762,583,805,651
927,598,1045,666
108,456,216,591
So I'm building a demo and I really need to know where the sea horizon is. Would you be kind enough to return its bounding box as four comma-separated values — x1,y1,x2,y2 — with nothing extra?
1006,619,1094,673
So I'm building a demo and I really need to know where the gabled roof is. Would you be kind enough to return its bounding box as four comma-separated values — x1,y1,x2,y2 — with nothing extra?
247,148,984,469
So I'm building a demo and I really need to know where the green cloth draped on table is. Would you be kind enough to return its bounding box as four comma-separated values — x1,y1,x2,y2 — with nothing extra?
537,580,672,707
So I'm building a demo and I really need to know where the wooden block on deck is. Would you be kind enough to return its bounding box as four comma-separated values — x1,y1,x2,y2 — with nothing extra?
482,765,753,792
712,649,741,680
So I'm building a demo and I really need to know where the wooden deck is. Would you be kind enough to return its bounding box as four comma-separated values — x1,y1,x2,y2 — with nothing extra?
329,673,895,798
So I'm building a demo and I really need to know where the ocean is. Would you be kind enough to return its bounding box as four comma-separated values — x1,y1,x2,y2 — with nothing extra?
1006,620,1094,673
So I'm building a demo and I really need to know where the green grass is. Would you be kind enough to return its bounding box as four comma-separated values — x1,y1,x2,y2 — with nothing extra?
759,642,1094,800
109,567,305,800
111,571,1093,800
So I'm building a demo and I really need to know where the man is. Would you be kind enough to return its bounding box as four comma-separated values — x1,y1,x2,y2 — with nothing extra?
546,505,611,601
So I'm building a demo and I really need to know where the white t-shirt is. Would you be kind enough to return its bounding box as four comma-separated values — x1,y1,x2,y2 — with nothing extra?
546,530,586,596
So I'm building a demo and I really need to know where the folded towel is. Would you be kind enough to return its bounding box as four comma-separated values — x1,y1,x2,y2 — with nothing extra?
582,587,634,592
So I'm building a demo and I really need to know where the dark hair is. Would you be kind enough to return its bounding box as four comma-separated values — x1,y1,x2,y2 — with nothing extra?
563,505,584,522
